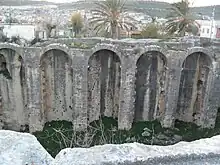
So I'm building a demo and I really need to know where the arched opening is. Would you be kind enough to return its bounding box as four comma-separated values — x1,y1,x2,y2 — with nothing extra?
135,51,167,122
177,52,212,124
87,49,121,122
0,54,11,79
40,49,73,122
0,49,27,131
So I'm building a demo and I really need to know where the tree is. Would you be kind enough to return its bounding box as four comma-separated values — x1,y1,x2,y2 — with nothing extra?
165,0,199,37
70,12,84,37
141,23,161,39
0,27,7,42
45,23,56,38
89,0,136,39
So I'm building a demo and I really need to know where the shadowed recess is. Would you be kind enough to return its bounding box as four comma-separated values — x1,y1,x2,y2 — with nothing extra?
0,54,11,79
87,49,121,123
177,52,212,125
135,51,167,122
40,49,73,123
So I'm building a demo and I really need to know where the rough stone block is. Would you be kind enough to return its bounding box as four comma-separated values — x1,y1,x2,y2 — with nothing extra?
53,135,220,165
0,130,53,165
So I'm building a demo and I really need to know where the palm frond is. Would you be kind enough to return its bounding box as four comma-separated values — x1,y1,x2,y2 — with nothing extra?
89,0,134,38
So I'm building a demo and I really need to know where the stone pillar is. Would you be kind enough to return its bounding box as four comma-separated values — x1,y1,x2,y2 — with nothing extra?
11,56,25,126
203,62,219,128
142,68,150,120
113,61,121,118
118,53,136,130
161,53,182,128
0,74,12,128
87,54,101,123
26,49,44,133
0,75,3,129
72,51,88,130
65,61,73,121
104,55,114,117
156,56,166,119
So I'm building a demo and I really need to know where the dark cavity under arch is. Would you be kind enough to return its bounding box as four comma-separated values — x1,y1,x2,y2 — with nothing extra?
177,52,212,125
135,51,167,122
40,49,73,122
0,54,10,79
87,49,121,122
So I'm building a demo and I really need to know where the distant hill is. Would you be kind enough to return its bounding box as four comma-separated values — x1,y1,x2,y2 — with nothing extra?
0,0,55,6
58,1,220,20
1,0,220,20
192,6,220,20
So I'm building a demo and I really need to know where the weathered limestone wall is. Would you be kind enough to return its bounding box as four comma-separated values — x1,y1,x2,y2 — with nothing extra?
87,50,121,122
0,47,28,131
177,52,212,125
135,51,167,122
0,38,220,132
40,49,73,122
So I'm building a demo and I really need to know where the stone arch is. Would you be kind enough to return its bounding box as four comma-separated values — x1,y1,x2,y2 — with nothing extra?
0,54,9,78
0,43,23,59
40,49,73,123
134,51,167,122
177,52,212,125
0,48,27,131
87,49,121,122
183,47,214,66
91,44,123,62
40,44,71,61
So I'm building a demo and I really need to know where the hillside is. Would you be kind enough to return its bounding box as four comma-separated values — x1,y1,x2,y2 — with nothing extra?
58,1,220,20
1,0,219,20
192,5,220,20
0,0,55,6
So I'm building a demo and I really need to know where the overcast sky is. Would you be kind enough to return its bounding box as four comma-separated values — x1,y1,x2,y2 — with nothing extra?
42,0,220,7
161,0,220,6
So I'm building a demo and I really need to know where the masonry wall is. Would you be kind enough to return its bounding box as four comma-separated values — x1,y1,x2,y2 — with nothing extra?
0,39,219,133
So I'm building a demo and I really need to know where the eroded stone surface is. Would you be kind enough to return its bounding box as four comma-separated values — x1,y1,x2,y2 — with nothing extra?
52,135,220,165
1,130,220,165
0,37,220,132
0,130,53,165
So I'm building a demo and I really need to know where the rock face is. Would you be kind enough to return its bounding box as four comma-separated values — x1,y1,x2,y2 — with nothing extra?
53,135,220,165
0,130,53,165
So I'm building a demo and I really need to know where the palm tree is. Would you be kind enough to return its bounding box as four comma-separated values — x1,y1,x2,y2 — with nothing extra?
89,0,136,39
165,0,200,37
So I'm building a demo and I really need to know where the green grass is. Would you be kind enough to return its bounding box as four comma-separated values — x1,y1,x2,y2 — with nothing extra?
69,42,93,49
33,114,220,158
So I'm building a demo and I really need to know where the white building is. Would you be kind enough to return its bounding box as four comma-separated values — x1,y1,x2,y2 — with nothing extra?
0,23,47,41
197,20,220,39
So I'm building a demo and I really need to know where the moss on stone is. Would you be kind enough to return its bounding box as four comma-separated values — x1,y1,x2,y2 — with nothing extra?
70,42,92,49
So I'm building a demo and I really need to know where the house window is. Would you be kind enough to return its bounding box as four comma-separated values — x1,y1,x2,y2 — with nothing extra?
207,28,210,34
202,28,205,33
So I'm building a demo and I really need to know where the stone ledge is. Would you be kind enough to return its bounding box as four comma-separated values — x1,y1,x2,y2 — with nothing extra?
52,135,220,165
1,130,220,165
